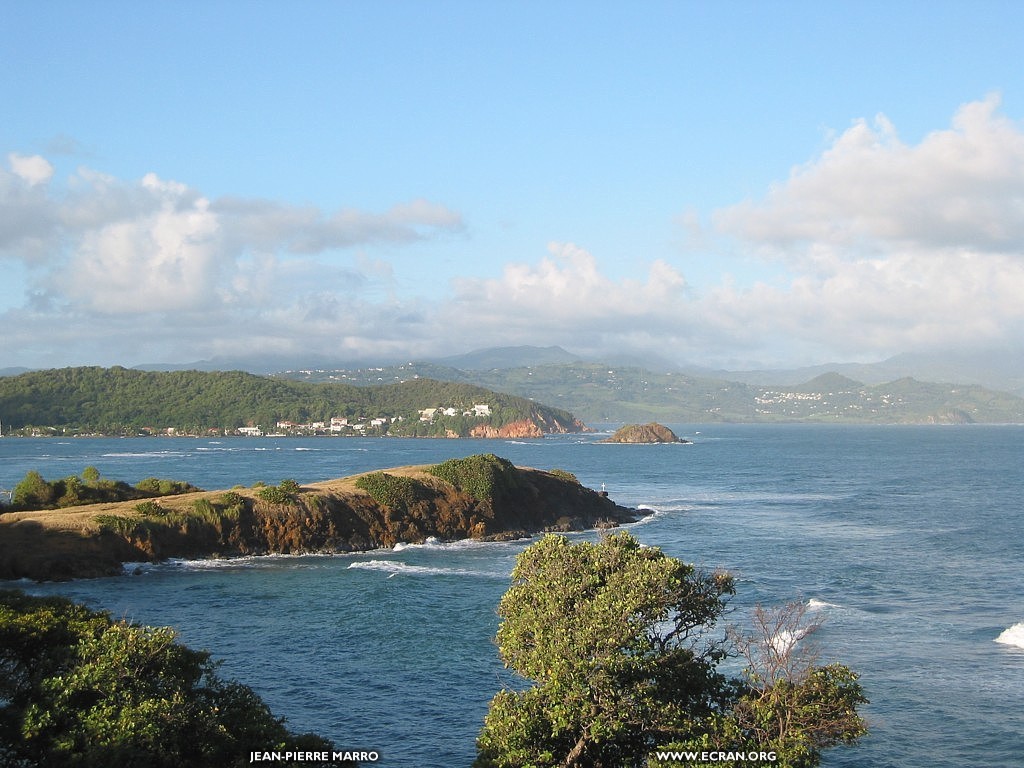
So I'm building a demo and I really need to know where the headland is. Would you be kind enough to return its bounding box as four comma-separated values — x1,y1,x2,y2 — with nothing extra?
0,455,639,581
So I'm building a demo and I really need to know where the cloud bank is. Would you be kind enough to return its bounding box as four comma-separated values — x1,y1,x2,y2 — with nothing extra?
3,96,1023,371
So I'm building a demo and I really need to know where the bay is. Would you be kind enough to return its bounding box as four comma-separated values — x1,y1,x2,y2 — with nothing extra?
5,425,1024,767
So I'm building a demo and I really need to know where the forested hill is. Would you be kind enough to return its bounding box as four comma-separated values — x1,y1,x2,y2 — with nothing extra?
0,367,586,436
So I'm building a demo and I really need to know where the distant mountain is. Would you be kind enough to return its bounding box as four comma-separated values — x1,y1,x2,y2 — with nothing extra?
431,345,582,370
134,353,381,375
277,360,1024,424
0,367,31,378
694,349,1024,396
796,373,866,391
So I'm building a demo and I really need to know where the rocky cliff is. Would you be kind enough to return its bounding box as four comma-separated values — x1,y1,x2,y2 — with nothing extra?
0,458,639,581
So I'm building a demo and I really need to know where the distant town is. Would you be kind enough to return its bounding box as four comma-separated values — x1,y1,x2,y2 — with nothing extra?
235,404,493,437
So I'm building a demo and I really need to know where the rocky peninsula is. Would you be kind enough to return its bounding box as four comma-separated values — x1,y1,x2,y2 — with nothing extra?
0,454,639,581
601,422,691,444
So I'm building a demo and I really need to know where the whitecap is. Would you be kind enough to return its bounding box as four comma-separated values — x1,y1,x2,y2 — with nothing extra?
347,560,498,578
391,537,514,554
393,536,442,551
995,622,1024,650
769,627,812,655
808,598,841,611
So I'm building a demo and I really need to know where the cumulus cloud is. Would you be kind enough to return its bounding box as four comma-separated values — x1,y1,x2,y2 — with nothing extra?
714,94,1024,255
4,96,1024,371
433,242,701,357
0,156,61,263
8,153,54,186
2,159,462,309
702,95,1024,361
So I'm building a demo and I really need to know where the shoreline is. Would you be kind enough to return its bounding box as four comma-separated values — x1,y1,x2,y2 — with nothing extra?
0,459,641,582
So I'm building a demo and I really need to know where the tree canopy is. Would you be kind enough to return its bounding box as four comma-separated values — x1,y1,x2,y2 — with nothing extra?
475,533,866,768
0,367,579,435
0,590,349,768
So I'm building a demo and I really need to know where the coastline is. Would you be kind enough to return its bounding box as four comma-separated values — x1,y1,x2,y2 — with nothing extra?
0,459,640,582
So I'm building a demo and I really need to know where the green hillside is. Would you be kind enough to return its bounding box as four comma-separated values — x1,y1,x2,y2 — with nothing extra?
280,361,1024,424
0,367,583,436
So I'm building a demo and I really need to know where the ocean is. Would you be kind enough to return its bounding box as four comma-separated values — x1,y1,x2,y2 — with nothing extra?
3,425,1023,767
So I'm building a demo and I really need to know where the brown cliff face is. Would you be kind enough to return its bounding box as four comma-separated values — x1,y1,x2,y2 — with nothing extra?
469,419,545,438
0,463,640,581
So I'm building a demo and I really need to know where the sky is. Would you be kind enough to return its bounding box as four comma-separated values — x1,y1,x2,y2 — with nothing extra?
4,1,1024,374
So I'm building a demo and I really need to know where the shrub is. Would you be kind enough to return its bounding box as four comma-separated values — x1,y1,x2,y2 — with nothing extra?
12,470,56,509
548,468,579,484
215,491,246,520
427,454,520,503
134,500,168,517
94,514,138,536
354,472,427,512
218,491,244,507
191,497,218,522
256,482,296,505
136,477,161,494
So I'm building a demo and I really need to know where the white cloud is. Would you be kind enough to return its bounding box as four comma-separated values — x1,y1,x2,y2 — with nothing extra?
701,95,1024,361
210,195,464,254
2,159,462,310
56,191,224,313
0,156,60,263
713,94,1024,255
4,97,1024,373
8,153,54,186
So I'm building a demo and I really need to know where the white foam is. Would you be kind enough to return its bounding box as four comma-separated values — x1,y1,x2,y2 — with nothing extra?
393,536,442,551
391,536,515,554
808,598,840,611
995,622,1024,650
769,627,811,656
347,559,498,578
124,553,314,574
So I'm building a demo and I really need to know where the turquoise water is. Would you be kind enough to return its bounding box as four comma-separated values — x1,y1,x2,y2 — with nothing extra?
5,425,1024,767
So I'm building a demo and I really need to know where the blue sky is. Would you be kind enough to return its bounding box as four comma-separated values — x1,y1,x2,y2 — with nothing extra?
4,1,1024,372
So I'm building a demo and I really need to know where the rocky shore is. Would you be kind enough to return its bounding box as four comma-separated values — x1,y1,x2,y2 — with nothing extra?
601,422,691,444
0,458,640,581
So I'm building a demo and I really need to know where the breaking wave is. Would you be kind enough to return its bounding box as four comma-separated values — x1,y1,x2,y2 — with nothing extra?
347,560,500,579
808,598,841,611
995,622,1024,649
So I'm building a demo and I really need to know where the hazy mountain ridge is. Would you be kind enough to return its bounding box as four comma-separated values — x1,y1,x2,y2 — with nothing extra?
276,347,1024,424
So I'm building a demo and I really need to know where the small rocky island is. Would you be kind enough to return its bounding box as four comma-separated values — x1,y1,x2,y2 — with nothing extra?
601,422,692,444
0,454,640,581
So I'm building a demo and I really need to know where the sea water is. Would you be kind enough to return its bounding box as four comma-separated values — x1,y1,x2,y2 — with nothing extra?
4,425,1024,767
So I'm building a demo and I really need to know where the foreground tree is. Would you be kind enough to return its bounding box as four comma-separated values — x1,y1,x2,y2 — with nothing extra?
0,590,348,768
475,533,866,768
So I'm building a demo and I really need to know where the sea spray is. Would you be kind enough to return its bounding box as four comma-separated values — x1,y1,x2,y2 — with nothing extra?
995,622,1024,650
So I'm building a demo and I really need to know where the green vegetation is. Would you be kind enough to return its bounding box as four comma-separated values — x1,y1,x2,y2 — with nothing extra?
475,533,866,768
92,514,137,536
354,472,430,513
91,493,248,540
285,360,1024,423
547,468,579,484
0,366,580,435
6,468,200,512
0,589,345,767
256,480,301,505
132,500,168,517
427,454,521,503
